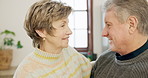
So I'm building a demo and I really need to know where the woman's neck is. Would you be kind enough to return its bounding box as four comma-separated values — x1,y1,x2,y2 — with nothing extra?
39,44,62,54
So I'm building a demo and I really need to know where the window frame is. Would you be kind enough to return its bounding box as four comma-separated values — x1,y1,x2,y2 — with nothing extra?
74,0,93,53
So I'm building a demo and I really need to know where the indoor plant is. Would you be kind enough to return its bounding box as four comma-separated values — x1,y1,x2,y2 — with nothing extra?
0,30,23,70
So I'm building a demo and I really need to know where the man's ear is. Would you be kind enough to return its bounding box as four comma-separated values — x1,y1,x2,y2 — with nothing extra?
35,29,46,38
127,16,138,34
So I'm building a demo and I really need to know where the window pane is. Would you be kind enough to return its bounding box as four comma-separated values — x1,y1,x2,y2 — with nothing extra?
57,0,89,51
75,30,88,47
68,13,74,29
60,0,74,8
75,12,87,29
74,0,87,10
69,29,75,47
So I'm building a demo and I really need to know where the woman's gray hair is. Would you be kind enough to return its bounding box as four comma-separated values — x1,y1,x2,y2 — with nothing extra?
24,0,72,47
104,0,148,36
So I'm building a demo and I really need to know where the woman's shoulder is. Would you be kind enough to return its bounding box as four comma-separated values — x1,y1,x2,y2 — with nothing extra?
62,46,78,54
63,46,91,63
63,46,88,58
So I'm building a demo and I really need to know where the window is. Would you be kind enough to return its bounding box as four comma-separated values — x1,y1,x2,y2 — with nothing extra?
57,0,93,52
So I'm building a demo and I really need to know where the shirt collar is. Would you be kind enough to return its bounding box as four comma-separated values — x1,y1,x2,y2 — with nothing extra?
116,40,148,61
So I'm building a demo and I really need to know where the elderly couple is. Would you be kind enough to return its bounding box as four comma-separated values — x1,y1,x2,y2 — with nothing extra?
13,0,148,78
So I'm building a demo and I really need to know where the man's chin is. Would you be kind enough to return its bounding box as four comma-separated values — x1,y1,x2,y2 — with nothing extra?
109,46,115,51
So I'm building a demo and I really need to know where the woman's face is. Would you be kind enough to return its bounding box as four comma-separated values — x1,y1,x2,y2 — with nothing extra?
44,18,72,49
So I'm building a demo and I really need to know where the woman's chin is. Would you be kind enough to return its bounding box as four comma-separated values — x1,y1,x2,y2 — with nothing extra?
62,44,68,48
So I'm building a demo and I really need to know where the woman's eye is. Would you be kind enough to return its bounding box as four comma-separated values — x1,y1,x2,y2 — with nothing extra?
61,25,65,27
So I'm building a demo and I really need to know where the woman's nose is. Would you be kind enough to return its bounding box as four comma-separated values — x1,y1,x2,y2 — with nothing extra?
66,26,72,35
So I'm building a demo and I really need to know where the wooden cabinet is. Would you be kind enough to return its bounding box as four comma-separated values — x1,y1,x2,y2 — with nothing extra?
0,67,16,78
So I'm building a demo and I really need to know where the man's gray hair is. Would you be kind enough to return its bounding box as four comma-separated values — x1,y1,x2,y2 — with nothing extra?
104,0,148,36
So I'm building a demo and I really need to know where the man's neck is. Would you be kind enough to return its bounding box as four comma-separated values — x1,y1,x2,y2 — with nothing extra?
119,35,148,55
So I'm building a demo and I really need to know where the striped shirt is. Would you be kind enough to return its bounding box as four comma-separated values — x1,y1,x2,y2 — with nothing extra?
91,40,148,78
13,46,92,78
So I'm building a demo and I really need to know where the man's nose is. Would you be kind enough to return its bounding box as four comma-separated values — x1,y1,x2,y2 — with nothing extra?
102,26,108,37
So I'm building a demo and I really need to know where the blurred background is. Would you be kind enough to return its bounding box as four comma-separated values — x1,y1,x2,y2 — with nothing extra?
0,0,109,77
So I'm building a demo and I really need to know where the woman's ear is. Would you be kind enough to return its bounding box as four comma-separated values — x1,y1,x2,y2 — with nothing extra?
35,29,46,38
127,16,138,34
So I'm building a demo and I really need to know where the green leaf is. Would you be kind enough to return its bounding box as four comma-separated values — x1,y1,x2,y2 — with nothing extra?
17,41,23,48
0,30,15,36
4,38,14,46
0,29,23,50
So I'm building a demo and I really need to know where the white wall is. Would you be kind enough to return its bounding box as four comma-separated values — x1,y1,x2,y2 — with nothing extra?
93,0,107,56
0,0,39,66
0,0,106,67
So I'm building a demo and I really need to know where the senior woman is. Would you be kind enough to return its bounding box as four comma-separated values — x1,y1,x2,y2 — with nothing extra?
13,0,92,78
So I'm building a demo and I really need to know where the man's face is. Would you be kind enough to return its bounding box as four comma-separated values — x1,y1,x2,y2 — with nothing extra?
102,10,131,53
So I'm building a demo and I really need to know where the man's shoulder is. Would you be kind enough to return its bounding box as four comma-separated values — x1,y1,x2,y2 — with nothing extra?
99,49,116,58
91,50,116,77
94,50,116,64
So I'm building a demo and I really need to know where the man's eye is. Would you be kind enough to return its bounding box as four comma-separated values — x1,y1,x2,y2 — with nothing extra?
107,24,112,28
107,24,111,27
